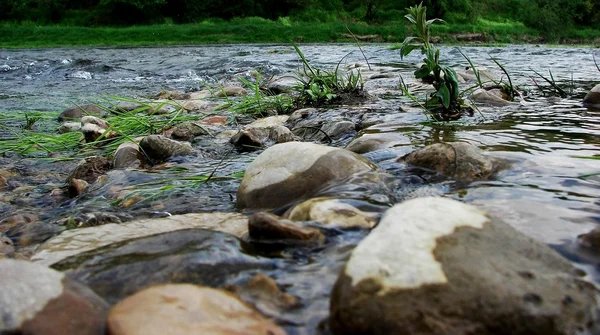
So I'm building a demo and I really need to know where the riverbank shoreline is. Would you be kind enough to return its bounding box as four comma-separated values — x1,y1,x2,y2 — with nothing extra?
1,19,599,48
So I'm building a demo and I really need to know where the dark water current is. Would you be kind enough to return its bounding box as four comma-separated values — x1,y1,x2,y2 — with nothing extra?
1,44,600,334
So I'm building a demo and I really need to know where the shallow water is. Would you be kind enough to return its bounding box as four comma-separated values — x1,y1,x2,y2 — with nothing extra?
1,44,600,333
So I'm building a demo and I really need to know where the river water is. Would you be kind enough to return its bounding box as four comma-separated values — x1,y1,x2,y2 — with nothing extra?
1,44,599,333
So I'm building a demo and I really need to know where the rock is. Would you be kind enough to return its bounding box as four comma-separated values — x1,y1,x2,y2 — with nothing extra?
52,229,272,303
248,212,325,244
170,121,209,141
401,142,507,181
346,132,411,154
58,104,105,122
471,88,512,106
57,121,82,134
67,156,112,185
139,135,192,164
81,116,117,143
230,125,295,150
583,84,600,107
106,284,287,335
578,227,600,252
215,85,247,97
248,115,290,128
188,90,212,100
113,141,145,169
455,67,497,83
267,75,298,94
0,233,15,258
59,212,128,229
237,142,377,210
0,174,7,191
1,213,62,248
228,274,299,319
0,259,108,335
181,100,224,113
285,197,379,229
330,197,600,335
155,90,190,100
200,115,229,125
321,121,356,140
114,101,143,113
32,212,249,266
69,178,89,197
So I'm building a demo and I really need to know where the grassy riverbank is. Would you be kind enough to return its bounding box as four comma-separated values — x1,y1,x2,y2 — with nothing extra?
1,17,599,48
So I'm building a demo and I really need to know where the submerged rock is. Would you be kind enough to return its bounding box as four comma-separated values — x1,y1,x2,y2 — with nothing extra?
0,259,108,335
52,229,273,304
106,284,287,335
237,142,378,210
401,142,507,181
230,125,295,150
578,227,600,253
346,132,412,154
330,197,600,335
58,103,105,122
285,197,379,229
139,135,192,164
32,212,249,266
583,84,600,108
227,274,300,320
170,121,209,141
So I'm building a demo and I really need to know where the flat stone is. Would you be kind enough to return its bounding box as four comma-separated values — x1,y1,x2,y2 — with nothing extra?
139,135,192,164
52,229,274,304
285,197,379,229
248,212,325,244
32,212,249,266
106,284,287,335
58,104,106,122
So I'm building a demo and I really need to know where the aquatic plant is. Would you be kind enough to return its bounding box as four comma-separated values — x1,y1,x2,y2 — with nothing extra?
291,43,365,107
397,3,465,120
530,69,568,98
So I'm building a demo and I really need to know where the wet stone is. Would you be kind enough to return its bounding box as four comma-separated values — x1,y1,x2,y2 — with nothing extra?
52,228,275,304
139,135,192,164
113,141,145,169
285,197,379,229
106,284,287,335
0,233,15,258
237,142,378,210
227,273,300,320
578,227,600,253
471,88,512,106
67,156,112,185
58,103,106,122
401,142,508,181
0,259,109,335
346,131,412,154
248,212,325,244
32,212,249,266
57,121,82,134
583,84,600,107
330,197,600,335
170,121,209,141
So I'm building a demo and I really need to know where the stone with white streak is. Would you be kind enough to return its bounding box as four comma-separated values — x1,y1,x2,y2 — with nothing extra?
237,142,377,210
330,197,600,335
285,197,379,229
0,259,108,335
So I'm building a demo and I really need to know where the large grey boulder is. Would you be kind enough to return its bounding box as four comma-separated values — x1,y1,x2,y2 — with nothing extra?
330,197,600,335
0,259,108,335
236,142,378,210
401,142,507,181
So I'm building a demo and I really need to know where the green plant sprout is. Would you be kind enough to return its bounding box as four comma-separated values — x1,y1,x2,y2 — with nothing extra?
397,3,465,120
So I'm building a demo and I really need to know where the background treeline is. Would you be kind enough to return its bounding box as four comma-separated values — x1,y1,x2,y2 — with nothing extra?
1,0,598,32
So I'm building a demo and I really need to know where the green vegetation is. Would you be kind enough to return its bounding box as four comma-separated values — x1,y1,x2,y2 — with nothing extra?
398,4,464,120
0,0,599,47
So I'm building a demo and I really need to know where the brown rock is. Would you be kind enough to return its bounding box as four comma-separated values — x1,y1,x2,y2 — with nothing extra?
113,142,145,169
58,104,105,122
106,284,287,335
214,85,247,97
68,156,112,185
248,212,325,244
69,178,89,197
228,274,299,319
402,142,507,181
578,227,600,252
583,84,600,107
